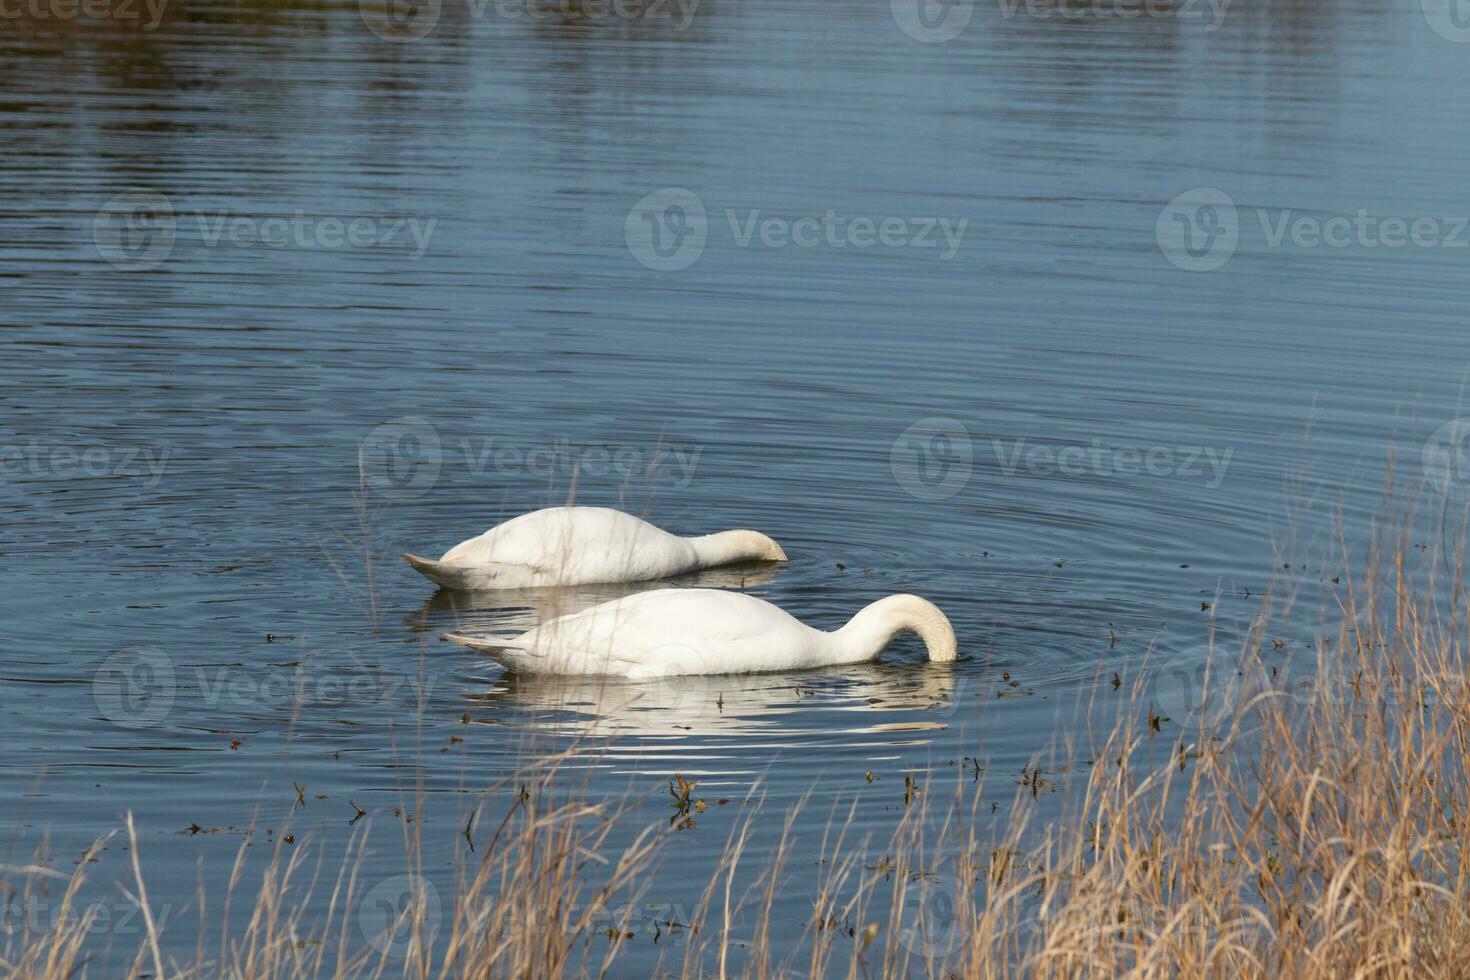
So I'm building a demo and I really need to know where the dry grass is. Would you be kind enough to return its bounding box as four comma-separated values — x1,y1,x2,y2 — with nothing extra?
8,511,1470,978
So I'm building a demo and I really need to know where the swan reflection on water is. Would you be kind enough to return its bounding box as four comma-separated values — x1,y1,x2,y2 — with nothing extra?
462,661,965,766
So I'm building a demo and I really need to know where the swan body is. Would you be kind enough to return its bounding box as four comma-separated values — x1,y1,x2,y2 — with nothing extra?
442,588,957,678
403,507,786,590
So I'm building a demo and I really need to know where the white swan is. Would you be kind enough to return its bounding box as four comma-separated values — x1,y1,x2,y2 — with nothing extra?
442,588,957,678
403,507,786,590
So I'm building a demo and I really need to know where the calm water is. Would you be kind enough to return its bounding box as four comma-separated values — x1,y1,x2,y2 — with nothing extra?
4,0,1470,971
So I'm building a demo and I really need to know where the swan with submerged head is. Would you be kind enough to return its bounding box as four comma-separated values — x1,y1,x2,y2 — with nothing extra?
403,506,786,590
442,588,957,678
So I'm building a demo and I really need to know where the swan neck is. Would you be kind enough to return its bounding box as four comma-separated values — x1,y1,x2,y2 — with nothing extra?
688,530,785,567
835,595,957,663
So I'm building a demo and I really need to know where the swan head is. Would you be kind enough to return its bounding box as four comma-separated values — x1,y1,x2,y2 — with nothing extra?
691,529,788,565
847,593,957,663
742,530,788,563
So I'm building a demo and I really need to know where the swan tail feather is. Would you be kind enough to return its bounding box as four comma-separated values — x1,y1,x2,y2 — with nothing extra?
403,553,445,575
440,632,550,673
440,632,532,654
403,554,531,590
440,632,640,673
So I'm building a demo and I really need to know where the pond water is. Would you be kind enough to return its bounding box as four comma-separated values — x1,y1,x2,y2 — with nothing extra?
3,0,1470,971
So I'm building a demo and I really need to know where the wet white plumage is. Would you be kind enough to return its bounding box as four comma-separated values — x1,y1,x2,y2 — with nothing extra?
403,506,785,590
442,588,957,678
